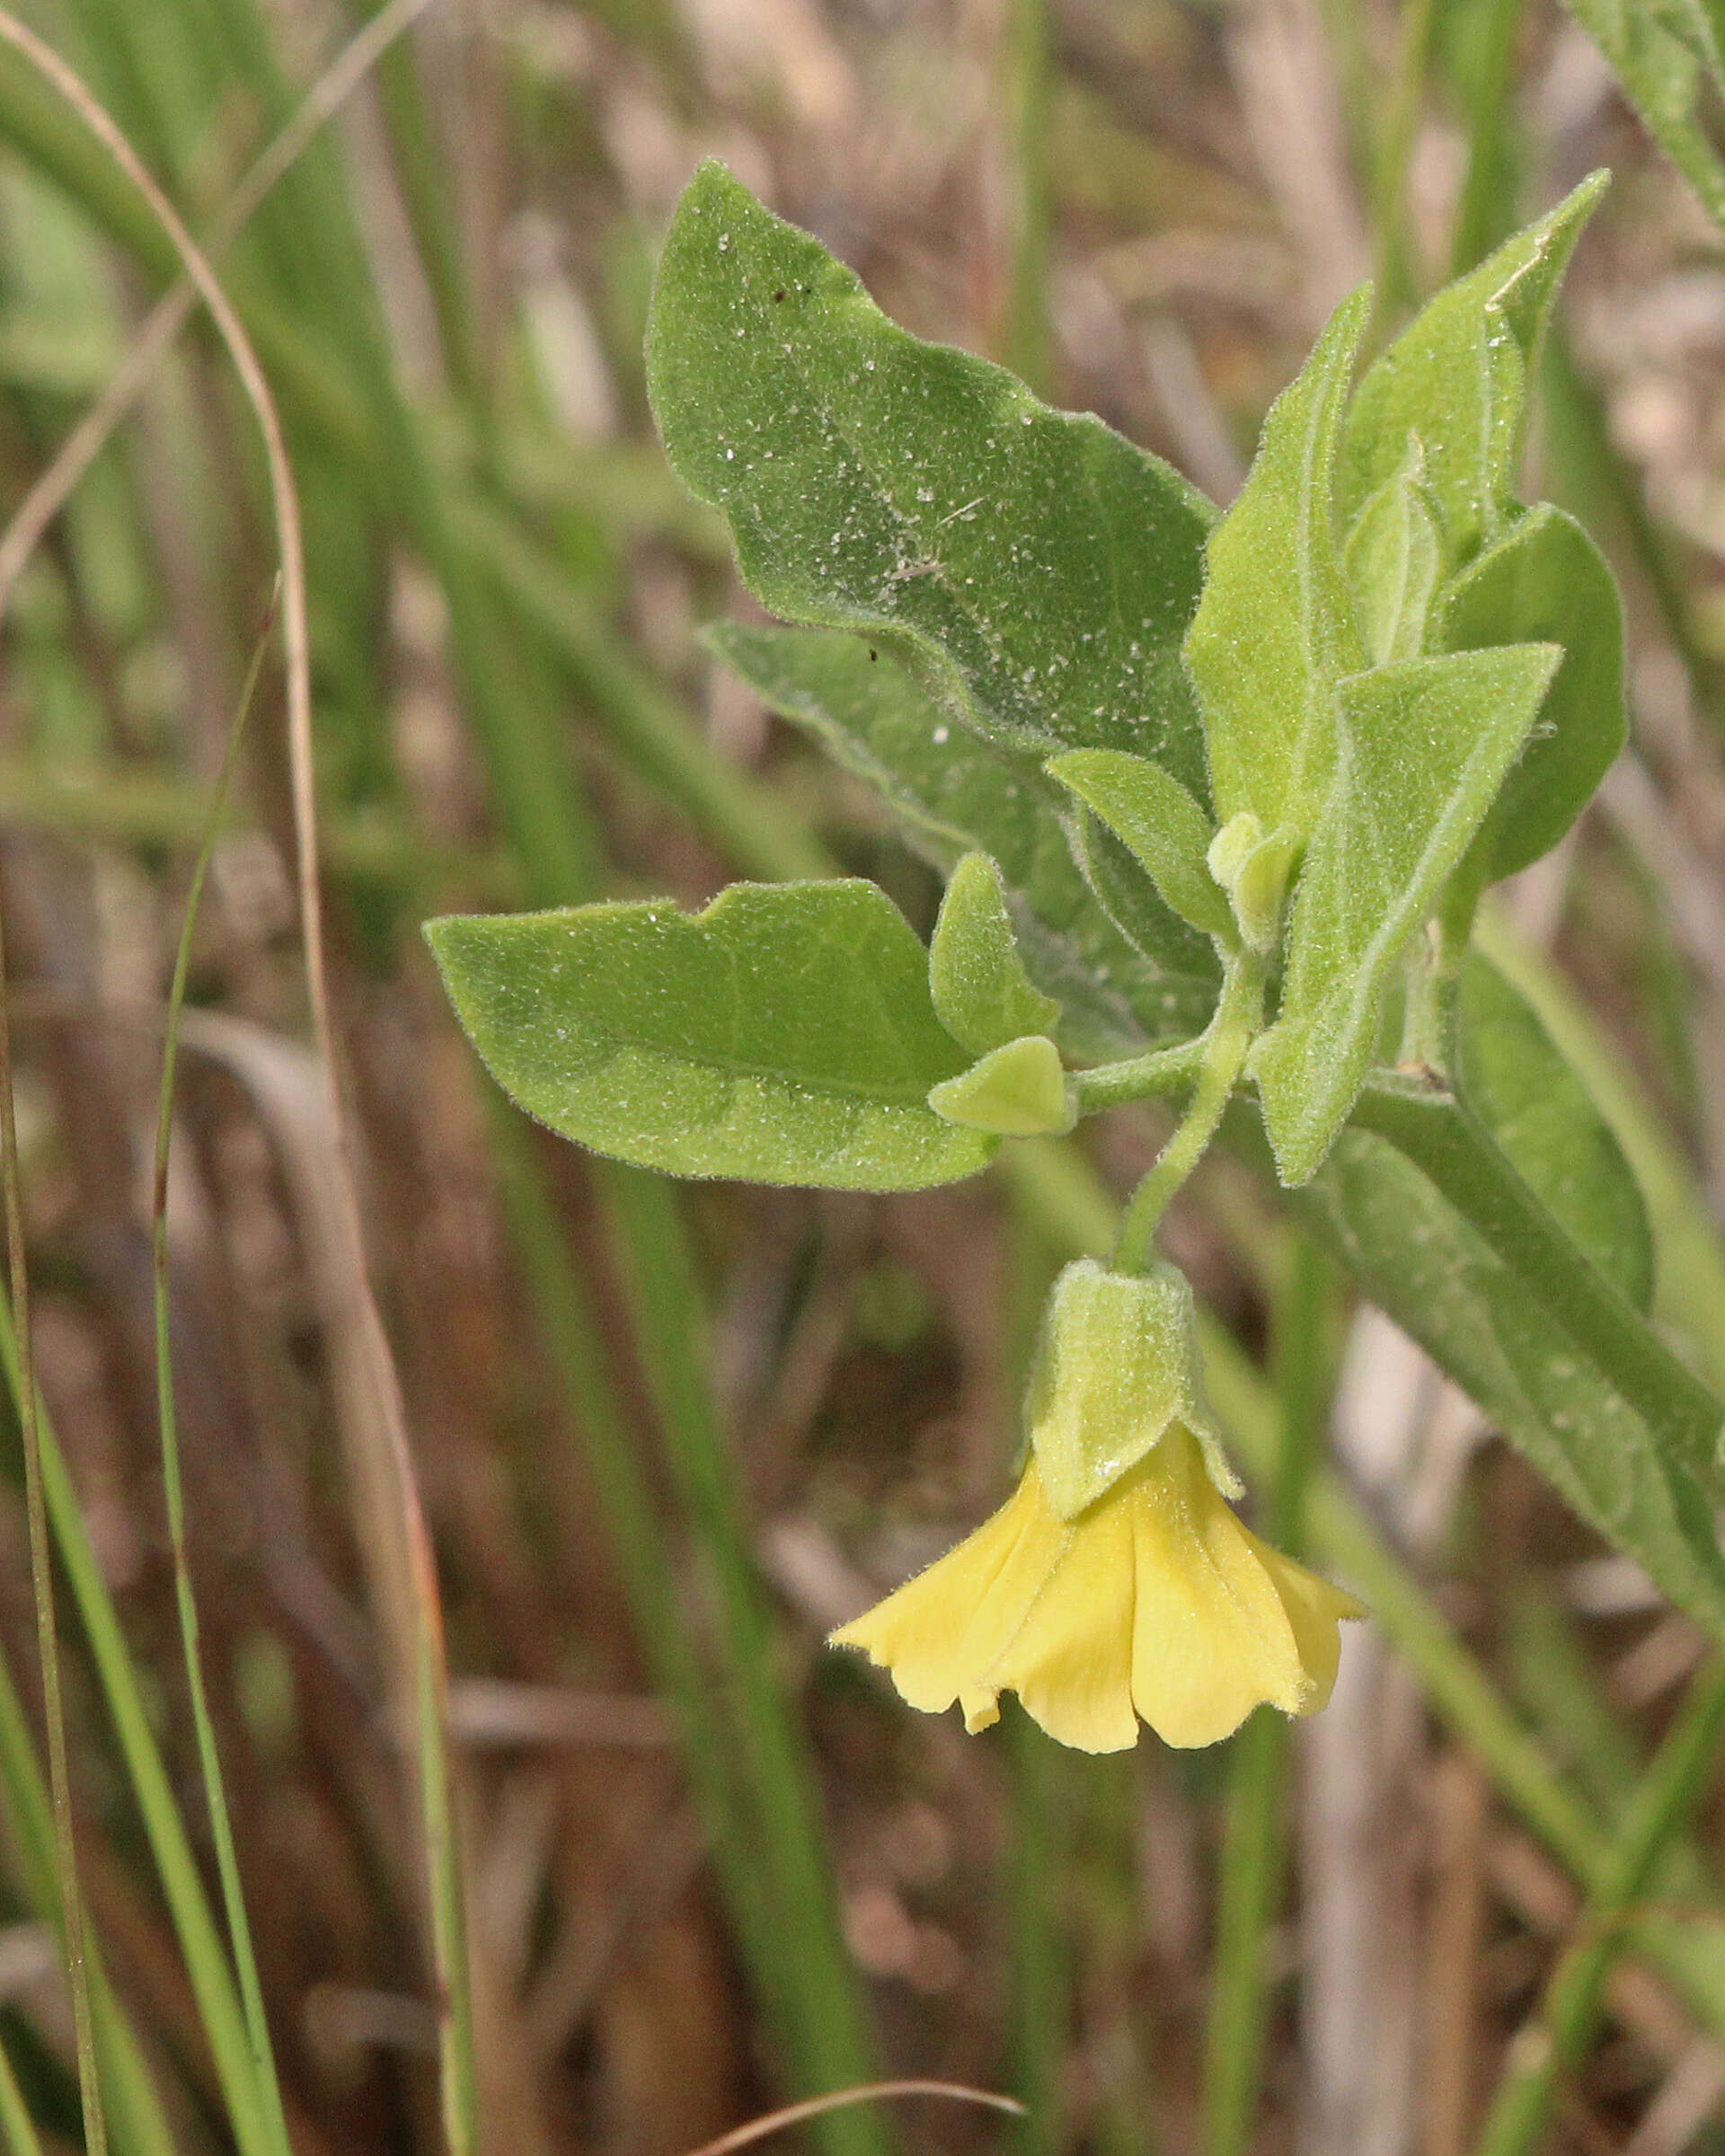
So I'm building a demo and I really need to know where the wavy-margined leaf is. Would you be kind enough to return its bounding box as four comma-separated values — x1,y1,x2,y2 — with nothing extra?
1455,954,1653,1311
1254,644,1561,1185
1440,507,1626,881
1339,172,1607,563
1184,287,1371,845
426,883,996,1191
1560,1,1725,229
1298,1113,1725,1638
710,621,1218,1056
648,161,1216,784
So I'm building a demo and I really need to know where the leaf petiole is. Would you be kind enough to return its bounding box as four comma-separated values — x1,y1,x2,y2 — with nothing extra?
1110,951,1266,1274
1073,1036,1208,1117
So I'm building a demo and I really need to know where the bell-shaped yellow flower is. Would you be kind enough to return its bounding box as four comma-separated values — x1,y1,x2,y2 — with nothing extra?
831,1427,1364,1751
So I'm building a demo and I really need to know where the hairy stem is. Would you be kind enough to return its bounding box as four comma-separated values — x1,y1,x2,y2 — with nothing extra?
1112,952,1264,1275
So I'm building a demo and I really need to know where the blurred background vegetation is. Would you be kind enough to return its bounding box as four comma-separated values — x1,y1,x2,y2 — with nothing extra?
5,2,1725,2154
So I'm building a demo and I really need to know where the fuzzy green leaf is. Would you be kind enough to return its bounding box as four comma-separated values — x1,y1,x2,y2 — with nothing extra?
1340,172,1608,563
1254,644,1561,1184
1045,750,1234,941
1455,954,1653,1312
1439,504,1626,879
930,852,1061,1055
1068,810,1220,977
1344,448,1442,665
1185,286,1371,844
426,883,996,1190
710,621,1218,1056
648,162,1216,780
1298,1119,1725,1638
928,1035,1074,1137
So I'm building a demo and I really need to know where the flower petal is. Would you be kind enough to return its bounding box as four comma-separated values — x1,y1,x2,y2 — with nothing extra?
830,1465,1071,1720
981,1491,1140,1753
1127,1430,1309,1747
1248,1532,1367,1715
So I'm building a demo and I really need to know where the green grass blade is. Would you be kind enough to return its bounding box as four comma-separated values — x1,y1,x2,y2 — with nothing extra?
0,1653,178,2156
1472,1659,1725,2156
0,1301,275,2156
602,1165,890,2156
149,598,293,2156
0,2027,45,2156
1447,0,1528,273
0,831,106,2156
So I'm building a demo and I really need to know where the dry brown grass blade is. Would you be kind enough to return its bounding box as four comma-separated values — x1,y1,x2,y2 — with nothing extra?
679,2079,1026,2156
0,12,476,2147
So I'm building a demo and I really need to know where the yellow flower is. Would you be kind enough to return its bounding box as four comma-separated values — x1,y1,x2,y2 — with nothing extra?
831,1427,1365,1753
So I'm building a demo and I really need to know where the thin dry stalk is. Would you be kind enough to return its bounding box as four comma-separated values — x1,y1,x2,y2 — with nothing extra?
0,0,442,626
679,2080,1026,2156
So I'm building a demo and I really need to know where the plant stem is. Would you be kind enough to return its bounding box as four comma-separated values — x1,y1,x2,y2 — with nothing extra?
1074,1038,1206,1117
1111,953,1263,1274
1471,1658,1725,2156
1351,1073,1724,1476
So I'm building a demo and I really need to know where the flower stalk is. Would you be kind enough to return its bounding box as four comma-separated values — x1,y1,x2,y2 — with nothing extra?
1111,949,1265,1276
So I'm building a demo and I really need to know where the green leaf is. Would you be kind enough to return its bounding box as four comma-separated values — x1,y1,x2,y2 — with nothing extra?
1340,173,1608,562
1297,1119,1725,1639
1455,952,1653,1312
930,852,1061,1055
1069,810,1221,978
647,162,1216,781
1046,749,1234,941
426,882,996,1190
1185,286,1371,844
1343,447,1442,665
1559,3,1725,229
1254,643,1561,1184
710,621,1218,1056
1439,504,1626,879
928,1035,1075,1137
